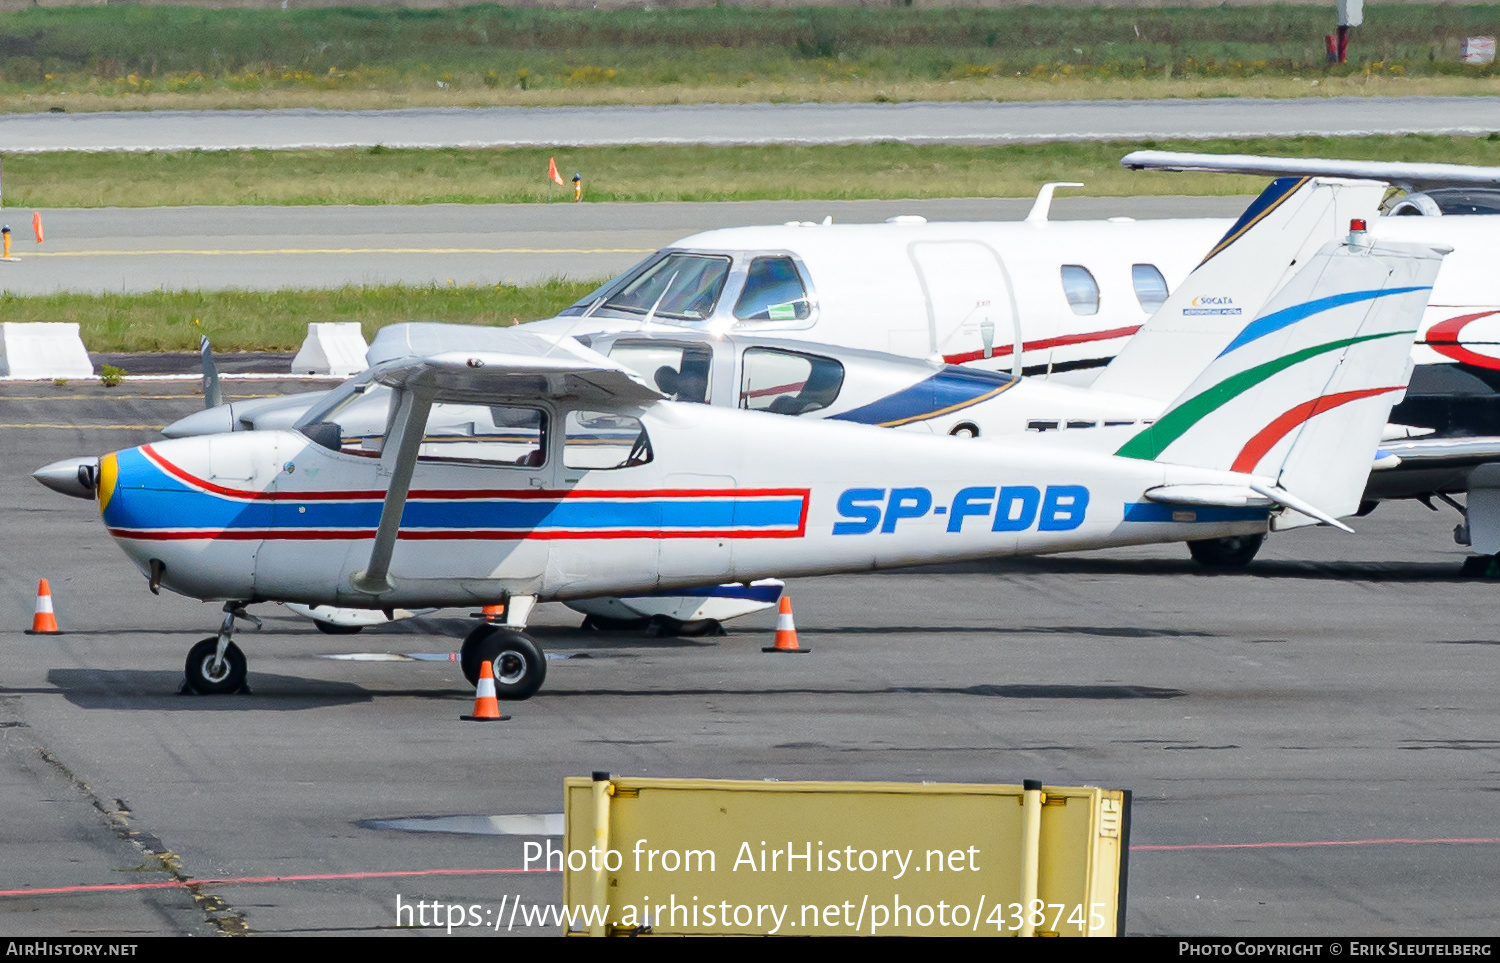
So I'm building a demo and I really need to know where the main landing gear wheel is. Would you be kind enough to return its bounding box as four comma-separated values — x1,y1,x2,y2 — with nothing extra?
313,620,364,636
460,624,547,700
1187,533,1265,568
580,614,652,632
184,637,247,695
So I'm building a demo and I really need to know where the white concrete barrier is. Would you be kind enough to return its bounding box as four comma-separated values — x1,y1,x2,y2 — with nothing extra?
291,322,368,377
0,322,94,379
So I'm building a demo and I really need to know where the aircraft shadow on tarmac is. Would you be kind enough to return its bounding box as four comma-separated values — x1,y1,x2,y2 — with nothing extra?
39,668,382,710
546,683,1186,700
917,557,1486,583
28,669,1183,706
778,624,1217,638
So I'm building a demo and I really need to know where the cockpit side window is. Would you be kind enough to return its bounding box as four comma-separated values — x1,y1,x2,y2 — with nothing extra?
734,256,812,321
601,252,731,322
607,340,713,404
418,404,549,467
740,348,844,416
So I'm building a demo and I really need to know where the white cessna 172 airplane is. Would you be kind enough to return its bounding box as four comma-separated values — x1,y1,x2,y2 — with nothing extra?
154,175,1382,640
33,228,1442,699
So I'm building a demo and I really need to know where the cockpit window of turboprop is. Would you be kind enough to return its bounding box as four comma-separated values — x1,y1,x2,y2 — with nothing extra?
601,252,732,322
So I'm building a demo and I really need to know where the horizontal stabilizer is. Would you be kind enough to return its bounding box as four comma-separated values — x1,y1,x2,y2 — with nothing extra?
1121,150,1500,192
1247,482,1354,534
1143,484,1272,509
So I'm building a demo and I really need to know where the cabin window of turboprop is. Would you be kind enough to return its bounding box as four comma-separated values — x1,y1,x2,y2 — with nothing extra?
739,347,844,416
564,412,653,470
600,252,732,322
416,404,549,467
1060,265,1100,316
1131,263,1169,313
734,256,812,321
607,340,713,404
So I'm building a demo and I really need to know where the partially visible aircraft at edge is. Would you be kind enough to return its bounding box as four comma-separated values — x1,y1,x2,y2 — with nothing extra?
32,227,1443,698
512,157,1500,562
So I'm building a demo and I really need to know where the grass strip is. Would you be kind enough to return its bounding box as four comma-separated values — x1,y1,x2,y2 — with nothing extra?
0,280,600,354
5,4,1500,111
6,136,1500,208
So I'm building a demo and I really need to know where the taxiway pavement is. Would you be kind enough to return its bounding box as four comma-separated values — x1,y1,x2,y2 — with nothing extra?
4,98,1499,152
0,195,1247,294
0,383,1495,935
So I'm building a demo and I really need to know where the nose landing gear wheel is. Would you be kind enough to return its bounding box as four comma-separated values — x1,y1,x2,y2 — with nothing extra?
459,625,546,700
1187,533,1265,568
184,637,248,695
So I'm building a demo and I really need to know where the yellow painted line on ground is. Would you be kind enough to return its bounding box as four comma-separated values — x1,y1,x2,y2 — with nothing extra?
0,423,158,430
16,247,655,258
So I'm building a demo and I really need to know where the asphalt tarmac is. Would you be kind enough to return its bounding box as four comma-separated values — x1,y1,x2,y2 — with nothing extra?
3,98,1499,151
0,382,1496,936
0,195,1249,294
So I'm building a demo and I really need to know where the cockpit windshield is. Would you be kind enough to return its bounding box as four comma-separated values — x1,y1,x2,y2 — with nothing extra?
600,252,732,322
558,251,731,323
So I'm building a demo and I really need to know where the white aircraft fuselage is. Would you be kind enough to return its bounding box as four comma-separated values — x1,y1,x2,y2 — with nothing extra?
103,409,1265,609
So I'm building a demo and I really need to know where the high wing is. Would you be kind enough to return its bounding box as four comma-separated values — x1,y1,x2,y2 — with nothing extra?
349,330,660,595
1120,150,1500,193
366,321,661,406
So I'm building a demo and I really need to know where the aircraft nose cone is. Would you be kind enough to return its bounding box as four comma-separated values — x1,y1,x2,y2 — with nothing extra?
161,406,235,438
33,457,100,500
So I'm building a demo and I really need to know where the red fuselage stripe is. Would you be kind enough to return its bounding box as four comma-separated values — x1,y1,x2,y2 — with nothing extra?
942,325,1141,366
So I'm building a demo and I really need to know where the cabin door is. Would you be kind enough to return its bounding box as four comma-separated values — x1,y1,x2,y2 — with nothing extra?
906,240,1021,373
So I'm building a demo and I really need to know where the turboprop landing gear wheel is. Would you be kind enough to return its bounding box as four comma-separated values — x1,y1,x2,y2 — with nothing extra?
1187,533,1265,568
313,620,363,636
460,625,547,700
580,614,651,632
184,637,247,695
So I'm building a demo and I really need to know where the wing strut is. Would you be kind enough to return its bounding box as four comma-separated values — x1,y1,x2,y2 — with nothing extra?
351,386,433,595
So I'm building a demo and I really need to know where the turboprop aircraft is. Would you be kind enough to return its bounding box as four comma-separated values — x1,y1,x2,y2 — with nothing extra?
34,229,1442,699
514,163,1500,563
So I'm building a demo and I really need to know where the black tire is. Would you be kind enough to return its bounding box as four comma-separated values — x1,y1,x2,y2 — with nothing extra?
184,637,247,695
1187,533,1265,568
460,625,547,700
647,616,725,638
313,620,364,636
580,614,652,632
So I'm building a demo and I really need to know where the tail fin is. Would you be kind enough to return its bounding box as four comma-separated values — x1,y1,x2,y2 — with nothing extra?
1090,176,1388,403
1115,232,1445,523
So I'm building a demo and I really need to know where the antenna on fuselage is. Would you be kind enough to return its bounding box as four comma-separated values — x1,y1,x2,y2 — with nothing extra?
200,336,223,409
1025,182,1084,224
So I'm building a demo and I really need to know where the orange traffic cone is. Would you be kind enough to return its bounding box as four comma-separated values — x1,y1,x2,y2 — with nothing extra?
762,596,808,653
25,579,61,635
469,603,504,621
461,660,509,721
